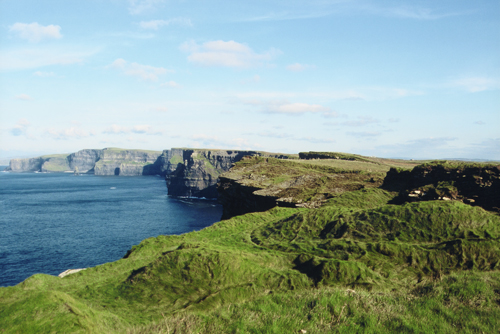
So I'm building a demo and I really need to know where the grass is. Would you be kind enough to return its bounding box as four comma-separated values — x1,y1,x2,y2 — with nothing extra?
40,156,72,172
1,156,499,333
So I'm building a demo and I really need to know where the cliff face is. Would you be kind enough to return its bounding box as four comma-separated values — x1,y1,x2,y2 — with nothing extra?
6,157,46,172
6,148,162,176
159,149,291,198
216,156,387,220
94,149,162,176
67,149,103,173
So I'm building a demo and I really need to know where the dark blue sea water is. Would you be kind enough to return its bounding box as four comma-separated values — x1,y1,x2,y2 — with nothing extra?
0,168,222,287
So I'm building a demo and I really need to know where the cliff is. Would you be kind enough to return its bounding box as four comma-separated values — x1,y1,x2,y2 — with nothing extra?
382,160,500,213
6,157,47,172
158,148,294,198
5,148,162,176
217,156,500,220
217,155,389,219
93,148,162,176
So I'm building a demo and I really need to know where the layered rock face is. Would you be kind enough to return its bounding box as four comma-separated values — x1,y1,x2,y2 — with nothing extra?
383,162,500,213
6,157,46,172
159,149,291,198
94,149,162,176
6,148,162,176
67,149,103,173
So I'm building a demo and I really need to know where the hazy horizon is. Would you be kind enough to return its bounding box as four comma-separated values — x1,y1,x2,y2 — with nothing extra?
1,0,499,160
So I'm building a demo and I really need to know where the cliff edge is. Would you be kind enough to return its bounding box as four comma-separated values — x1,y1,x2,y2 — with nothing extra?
158,148,293,198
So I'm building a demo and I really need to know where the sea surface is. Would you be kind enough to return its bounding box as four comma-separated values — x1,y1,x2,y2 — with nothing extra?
0,168,222,287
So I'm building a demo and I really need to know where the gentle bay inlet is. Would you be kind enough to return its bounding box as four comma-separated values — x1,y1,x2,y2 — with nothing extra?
0,167,222,287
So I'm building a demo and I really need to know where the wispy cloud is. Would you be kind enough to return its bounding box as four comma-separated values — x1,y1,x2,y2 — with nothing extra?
139,18,192,30
33,71,56,77
128,0,166,15
9,22,62,43
15,94,32,101
376,137,457,159
242,99,333,116
103,124,163,135
189,134,260,150
239,2,462,22
0,47,97,71
451,77,500,93
10,119,31,137
108,58,172,82
341,116,379,127
161,80,179,88
286,63,316,72
46,127,94,140
346,131,382,138
371,5,463,20
181,40,281,68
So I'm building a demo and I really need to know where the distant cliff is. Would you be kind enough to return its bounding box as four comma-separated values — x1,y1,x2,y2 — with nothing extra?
158,149,293,198
5,148,162,176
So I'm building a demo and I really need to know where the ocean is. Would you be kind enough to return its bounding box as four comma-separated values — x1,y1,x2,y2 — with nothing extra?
0,168,222,287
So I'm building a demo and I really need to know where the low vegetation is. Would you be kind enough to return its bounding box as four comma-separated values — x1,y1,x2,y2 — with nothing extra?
0,155,498,333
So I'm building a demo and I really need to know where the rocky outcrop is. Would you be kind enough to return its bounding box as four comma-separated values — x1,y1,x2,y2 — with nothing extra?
382,161,500,213
217,172,279,220
216,156,385,220
158,149,291,198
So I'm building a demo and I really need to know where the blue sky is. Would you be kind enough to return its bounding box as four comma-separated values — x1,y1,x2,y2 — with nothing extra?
1,0,499,160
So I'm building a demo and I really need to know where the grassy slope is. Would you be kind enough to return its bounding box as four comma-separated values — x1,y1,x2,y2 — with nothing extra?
1,158,499,333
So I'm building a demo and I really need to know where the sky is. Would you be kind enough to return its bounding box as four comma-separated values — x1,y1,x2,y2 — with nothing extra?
0,0,499,160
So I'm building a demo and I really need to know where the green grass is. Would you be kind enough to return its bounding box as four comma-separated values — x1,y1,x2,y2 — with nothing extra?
41,156,71,172
169,155,184,165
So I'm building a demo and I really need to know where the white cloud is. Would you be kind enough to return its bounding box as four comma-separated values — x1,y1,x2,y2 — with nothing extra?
139,18,192,30
33,71,56,77
109,58,171,82
380,6,461,20
15,94,32,101
46,127,92,140
128,0,166,15
103,124,163,135
286,63,315,72
243,99,331,116
9,22,62,43
189,134,259,150
161,80,179,87
181,40,281,68
240,74,261,84
340,116,380,127
268,102,329,114
10,119,31,136
451,77,500,93
346,131,382,138
0,47,97,71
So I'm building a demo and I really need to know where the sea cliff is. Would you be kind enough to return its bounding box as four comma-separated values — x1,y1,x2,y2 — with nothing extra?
5,148,162,176
158,148,293,198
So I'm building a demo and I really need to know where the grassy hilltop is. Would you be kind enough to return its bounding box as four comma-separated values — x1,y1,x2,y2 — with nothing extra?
0,153,499,333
